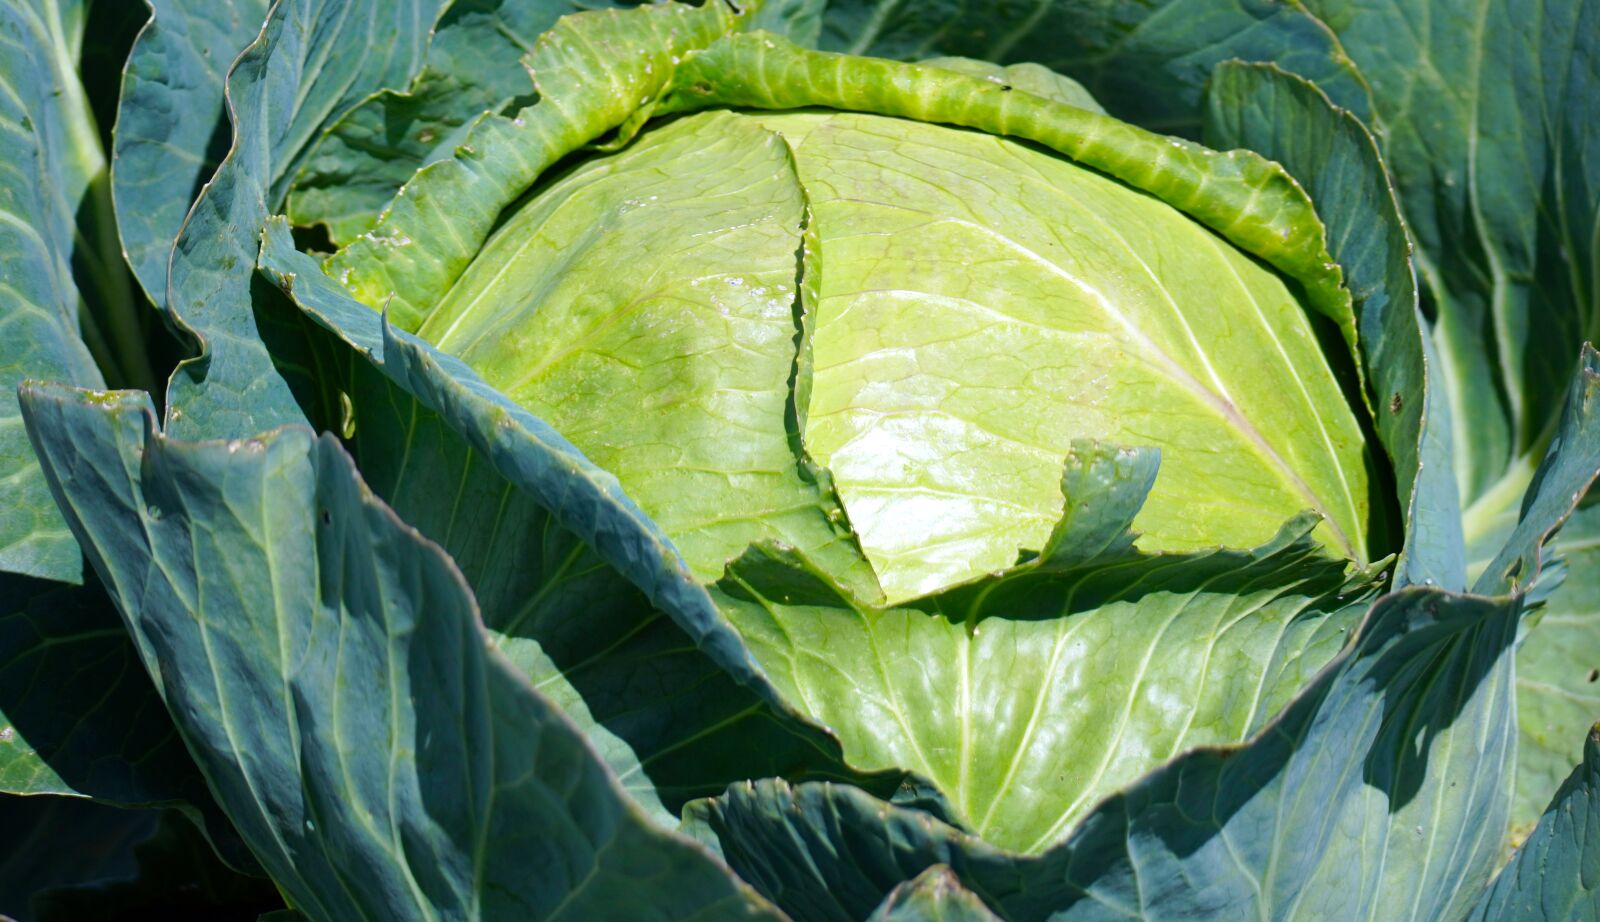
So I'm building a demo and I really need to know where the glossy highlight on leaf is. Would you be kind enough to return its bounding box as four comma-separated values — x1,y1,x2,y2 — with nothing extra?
413,84,1375,598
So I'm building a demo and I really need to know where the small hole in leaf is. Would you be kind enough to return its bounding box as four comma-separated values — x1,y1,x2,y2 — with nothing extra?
1000,84,1014,92
291,222,335,255
1389,392,1404,414
1588,668,1598,683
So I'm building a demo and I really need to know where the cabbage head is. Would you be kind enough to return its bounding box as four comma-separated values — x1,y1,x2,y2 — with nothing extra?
294,2,1395,853
6,0,1598,918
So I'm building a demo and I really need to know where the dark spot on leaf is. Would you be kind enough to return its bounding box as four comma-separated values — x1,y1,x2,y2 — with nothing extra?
319,509,332,526
1389,392,1404,414
1588,668,1598,683
1000,84,1013,92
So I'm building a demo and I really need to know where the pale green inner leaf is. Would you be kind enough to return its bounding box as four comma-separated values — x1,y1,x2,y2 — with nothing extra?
713,525,1365,853
419,111,874,589
763,111,1370,599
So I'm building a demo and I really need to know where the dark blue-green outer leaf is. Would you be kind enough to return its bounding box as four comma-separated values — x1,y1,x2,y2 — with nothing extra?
815,0,1371,136
19,383,782,922
285,0,631,246
1202,62,1464,588
1301,0,1600,538
0,0,106,583
0,795,157,919
112,0,269,309
750,0,825,46
160,0,445,441
0,573,204,806
22,809,283,922
1469,723,1600,920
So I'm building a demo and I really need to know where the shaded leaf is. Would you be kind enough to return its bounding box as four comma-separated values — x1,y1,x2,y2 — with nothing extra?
160,0,447,440
25,809,282,922
1476,346,1600,595
750,0,826,47
0,796,157,920
112,0,270,308
1471,723,1600,920
0,573,203,806
0,0,107,582
286,0,631,246
1300,0,1600,551
20,383,781,922
814,0,1371,135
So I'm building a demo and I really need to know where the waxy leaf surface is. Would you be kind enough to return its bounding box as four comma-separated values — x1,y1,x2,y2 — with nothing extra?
21,383,783,922
0,0,108,582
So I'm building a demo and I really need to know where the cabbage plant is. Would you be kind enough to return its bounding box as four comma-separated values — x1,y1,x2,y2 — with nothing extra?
1,0,1597,919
